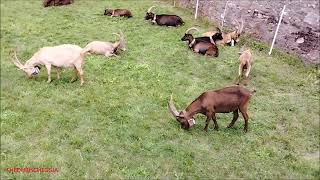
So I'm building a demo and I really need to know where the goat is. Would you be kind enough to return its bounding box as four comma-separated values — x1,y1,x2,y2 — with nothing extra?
168,85,255,133
12,44,88,85
203,19,244,46
181,27,220,57
145,6,184,27
43,0,73,7
235,48,253,85
181,27,223,44
104,8,132,18
81,31,125,57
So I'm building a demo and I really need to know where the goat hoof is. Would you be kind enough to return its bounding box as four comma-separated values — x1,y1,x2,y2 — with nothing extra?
243,129,248,133
214,127,219,130
203,128,208,132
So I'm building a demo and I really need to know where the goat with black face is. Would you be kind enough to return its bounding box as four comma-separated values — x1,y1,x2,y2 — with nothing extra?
181,27,222,57
145,6,184,27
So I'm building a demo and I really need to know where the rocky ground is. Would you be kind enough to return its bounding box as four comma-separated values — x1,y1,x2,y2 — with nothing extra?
177,0,319,65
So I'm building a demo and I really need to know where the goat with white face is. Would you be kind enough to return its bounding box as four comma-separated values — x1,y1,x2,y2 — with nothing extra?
82,31,125,57
12,44,87,85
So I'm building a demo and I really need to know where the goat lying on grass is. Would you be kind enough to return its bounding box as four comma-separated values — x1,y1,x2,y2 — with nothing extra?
12,44,88,85
145,6,184,27
104,8,132,18
81,32,125,57
203,19,244,46
181,27,221,57
236,48,253,85
169,85,255,133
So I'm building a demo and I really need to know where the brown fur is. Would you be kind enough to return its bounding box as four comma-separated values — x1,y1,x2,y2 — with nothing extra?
169,86,255,133
104,9,132,18
43,0,73,7
236,49,253,84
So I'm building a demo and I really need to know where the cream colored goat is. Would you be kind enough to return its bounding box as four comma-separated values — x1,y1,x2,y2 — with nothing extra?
12,44,87,85
82,32,125,57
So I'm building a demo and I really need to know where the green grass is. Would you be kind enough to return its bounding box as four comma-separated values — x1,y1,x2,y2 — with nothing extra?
1,0,319,179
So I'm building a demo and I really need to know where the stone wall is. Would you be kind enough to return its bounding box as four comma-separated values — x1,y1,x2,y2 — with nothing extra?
176,0,319,64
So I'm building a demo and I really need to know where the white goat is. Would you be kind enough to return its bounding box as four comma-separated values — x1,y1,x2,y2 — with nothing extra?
82,31,125,57
12,44,88,85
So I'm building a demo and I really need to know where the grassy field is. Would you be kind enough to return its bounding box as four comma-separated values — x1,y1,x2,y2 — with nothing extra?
1,0,319,179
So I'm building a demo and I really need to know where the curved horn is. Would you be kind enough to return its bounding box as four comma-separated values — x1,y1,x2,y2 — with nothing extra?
185,27,199,34
168,94,180,118
12,50,24,69
147,6,155,13
239,18,244,34
112,33,120,39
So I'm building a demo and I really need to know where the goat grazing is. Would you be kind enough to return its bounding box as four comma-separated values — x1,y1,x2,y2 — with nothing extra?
145,6,184,27
12,44,88,85
168,85,255,132
181,27,221,57
236,48,253,85
203,19,244,46
82,31,125,57
104,8,132,18
43,0,73,7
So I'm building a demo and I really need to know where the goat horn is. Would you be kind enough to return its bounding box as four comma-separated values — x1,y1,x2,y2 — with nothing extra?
147,6,155,13
168,94,180,118
185,27,199,34
12,50,24,69
239,18,244,34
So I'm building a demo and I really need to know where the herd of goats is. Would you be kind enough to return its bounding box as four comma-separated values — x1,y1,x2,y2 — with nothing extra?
11,4,255,133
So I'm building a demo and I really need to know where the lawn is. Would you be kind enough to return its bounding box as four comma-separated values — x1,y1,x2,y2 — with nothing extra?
1,0,319,179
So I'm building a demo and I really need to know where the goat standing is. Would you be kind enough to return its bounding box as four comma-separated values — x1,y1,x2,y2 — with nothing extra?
12,44,88,85
236,48,253,85
168,86,255,132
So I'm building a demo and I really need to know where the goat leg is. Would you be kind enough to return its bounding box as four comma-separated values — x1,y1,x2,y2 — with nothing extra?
45,64,52,83
204,112,213,132
227,110,239,128
70,67,78,82
212,113,219,130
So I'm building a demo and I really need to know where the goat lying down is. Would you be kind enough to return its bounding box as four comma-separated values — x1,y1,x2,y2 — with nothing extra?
181,27,222,57
169,85,255,133
12,44,88,85
145,6,184,27
104,8,132,18
82,32,125,57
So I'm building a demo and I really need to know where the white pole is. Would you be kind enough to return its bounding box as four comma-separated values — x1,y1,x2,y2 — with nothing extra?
221,1,229,28
195,0,199,19
173,0,176,7
269,5,286,55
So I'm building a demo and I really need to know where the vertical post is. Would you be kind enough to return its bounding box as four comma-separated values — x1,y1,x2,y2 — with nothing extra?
269,5,286,55
195,0,199,19
221,1,229,28
173,0,176,7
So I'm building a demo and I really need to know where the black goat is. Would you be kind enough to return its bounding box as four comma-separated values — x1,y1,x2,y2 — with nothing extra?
181,27,222,57
145,6,184,27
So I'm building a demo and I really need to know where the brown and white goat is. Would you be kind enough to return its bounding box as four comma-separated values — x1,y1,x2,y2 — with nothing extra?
236,48,253,85
145,6,184,27
81,31,125,57
203,19,244,46
12,44,88,85
43,0,73,7
168,85,255,132
104,8,132,18
181,27,220,57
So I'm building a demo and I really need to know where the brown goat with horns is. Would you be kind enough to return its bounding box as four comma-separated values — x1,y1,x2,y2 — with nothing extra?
168,86,255,132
